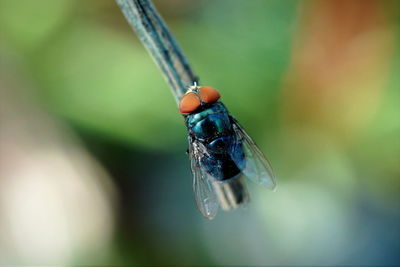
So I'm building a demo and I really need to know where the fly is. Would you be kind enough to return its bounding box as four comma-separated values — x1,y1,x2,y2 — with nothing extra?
179,83,276,219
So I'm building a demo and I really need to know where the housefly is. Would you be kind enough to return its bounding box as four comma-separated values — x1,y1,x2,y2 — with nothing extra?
179,83,276,219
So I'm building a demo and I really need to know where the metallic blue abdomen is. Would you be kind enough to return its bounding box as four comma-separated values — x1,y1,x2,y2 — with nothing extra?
186,103,245,181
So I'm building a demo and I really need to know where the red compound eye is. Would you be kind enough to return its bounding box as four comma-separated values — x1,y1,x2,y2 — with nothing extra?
179,92,201,114
199,86,220,103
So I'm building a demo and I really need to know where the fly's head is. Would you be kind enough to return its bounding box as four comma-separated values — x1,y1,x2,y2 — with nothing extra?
178,83,221,115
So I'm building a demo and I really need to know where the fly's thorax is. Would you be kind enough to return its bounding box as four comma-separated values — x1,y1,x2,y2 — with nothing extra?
185,102,232,141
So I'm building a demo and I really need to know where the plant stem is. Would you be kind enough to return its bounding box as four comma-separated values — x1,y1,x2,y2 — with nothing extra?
115,0,197,103
115,0,248,215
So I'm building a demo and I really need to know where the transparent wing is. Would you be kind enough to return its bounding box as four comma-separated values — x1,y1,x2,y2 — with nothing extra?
188,136,219,219
230,117,276,189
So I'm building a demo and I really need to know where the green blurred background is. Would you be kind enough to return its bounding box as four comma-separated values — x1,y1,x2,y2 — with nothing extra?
0,0,399,265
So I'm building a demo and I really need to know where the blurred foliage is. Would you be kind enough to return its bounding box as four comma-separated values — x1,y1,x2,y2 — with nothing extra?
1,0,297,151
0,0,399,265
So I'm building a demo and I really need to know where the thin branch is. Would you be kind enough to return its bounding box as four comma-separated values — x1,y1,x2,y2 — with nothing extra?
116,0,198,103
115,0,248,214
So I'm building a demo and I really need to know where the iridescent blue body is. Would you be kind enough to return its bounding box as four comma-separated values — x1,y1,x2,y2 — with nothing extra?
185,102,245,181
